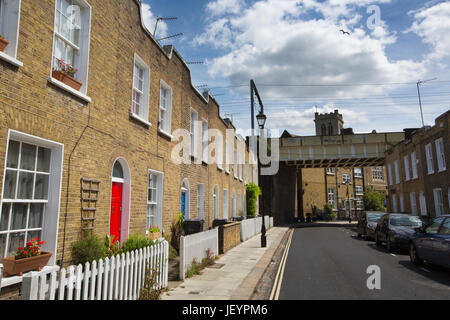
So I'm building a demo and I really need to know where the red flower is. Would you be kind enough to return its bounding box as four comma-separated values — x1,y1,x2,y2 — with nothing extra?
17,247,23,251
38,241,45,245
26,242,32,247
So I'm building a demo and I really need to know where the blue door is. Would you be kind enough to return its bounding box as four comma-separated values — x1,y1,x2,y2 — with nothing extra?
181,191,186,219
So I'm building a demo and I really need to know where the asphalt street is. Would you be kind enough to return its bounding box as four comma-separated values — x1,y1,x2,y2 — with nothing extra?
278,223,450,300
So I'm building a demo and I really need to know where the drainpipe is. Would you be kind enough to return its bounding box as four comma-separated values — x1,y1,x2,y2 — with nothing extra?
59,105,91,267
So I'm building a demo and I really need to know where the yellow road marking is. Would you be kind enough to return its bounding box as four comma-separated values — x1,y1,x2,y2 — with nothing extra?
269,229,294,300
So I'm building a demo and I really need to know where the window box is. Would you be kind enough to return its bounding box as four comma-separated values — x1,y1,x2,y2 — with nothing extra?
51,70,82,91
2,252,52,277
147,232,162,241
0,37,8,52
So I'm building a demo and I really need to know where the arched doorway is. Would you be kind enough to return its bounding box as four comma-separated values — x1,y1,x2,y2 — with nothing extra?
110,159,131,243
181,179,190,220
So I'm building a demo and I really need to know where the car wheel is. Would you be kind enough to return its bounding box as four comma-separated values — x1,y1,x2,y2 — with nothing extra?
409,243,422,265
375,231,382,246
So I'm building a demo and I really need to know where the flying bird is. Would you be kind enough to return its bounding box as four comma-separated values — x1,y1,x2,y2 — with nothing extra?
340,29,350,35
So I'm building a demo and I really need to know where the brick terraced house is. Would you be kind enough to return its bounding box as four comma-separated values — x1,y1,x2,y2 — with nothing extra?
385,110,449,221
0,0,258,270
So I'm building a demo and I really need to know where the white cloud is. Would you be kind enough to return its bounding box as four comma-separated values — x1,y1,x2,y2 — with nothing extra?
407,1,450,62
196,0,424,102
206,0,246,17
141,3,168,39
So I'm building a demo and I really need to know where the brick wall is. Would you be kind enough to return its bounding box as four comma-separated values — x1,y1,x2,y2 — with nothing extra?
221,221,241,253
0,0,253,273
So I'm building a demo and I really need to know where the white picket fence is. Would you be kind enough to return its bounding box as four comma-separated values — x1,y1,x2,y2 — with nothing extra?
21,240,168,300
240,216,273,242
179,228,218,280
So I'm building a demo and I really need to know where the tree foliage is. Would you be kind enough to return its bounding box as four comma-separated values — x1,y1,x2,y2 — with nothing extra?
246,183,261,217
363,189,386,211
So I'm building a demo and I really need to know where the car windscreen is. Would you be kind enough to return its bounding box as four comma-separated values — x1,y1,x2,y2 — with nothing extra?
389,215,423,227
367,214,384,222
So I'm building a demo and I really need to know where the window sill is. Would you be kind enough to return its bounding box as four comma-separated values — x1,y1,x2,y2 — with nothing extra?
437,168,446,173
217,166,223,171
225,170,230,175
0,52,23,67
158,128,173,140
130,112,152,127
48,77,91,103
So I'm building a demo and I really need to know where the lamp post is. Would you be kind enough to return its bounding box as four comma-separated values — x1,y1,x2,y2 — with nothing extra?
257,111,267,247
250,79,267,248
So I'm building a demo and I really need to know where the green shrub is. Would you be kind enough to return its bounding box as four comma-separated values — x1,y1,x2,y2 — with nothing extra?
170,212,184,253
120,233,154,253
363,188,386,211
71,232,107,265
139,263,163,300
246,183,261,217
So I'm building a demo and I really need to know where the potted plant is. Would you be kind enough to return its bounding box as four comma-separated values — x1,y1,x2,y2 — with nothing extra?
147,226,162,241
2,238,52,277
0,34,8,52
52,59,82,91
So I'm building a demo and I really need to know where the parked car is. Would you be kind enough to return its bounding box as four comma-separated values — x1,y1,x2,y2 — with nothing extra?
375,214,424,252
357,211,385,240
410,215,450,269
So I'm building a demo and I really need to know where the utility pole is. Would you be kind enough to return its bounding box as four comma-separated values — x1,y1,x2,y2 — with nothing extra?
416,78,437,127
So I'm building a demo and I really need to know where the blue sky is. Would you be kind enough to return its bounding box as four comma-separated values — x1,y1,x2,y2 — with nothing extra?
142,0,450,136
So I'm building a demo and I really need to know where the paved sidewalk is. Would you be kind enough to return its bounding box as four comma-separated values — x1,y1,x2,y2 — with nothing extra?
161,227,289,300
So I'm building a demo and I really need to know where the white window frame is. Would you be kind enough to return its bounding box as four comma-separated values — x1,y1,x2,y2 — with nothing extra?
197,184,204,221
354,168,362,178
201,120,209,164
372,167,384,181
238,193,242,216
411,152,418,179
403,155,410,181
435,138,446,172
425,143,434,175
433,188,444,217
387,163,393,186
232,192,236,217
213,186,219,220
190,109,198,158
234,149,238,179
400,193,405,212
146,169,164,234
0,130,64,265
342,173,351,184
158,80,173,137
0,0,23,67
130,54,151,126
49,0,92,101
394,160,400,184
326,168,335,175
419,191,427,216
217,134,223,170
223,189,228,220
225,140,230,173
355,186,364,196
328,187,335,206
410,192,417,216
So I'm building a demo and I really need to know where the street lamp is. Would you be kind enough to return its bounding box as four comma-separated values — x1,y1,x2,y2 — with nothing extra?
257,111,267,248
250,80,267,248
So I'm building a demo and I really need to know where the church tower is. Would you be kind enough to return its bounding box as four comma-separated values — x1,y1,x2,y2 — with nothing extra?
314,109,344,136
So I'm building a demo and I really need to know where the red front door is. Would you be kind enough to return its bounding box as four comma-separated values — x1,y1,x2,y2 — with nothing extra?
110,182,123,243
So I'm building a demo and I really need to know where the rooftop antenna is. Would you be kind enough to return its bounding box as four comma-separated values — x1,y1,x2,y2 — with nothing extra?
153,17,178,36
157,33,183,42
416,78,437,127
224,112,240,122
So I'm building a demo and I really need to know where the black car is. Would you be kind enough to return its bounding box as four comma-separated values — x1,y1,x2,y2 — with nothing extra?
357,211,385,240
375,214,424,252
410,215,450,268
